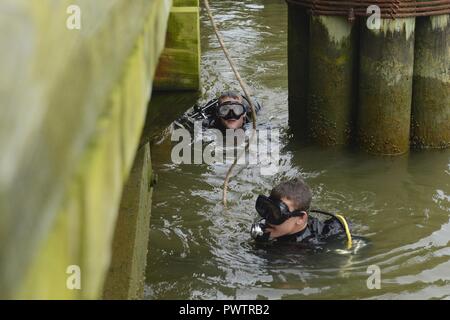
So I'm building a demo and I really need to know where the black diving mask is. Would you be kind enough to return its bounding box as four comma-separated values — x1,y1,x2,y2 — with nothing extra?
217,101,246,120
255,195,305,225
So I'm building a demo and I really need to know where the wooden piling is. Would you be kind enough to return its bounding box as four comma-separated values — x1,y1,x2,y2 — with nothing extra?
307,16,356,146
154,0,200,90
287,4,309,137
358,18,416,155
412,15,450,149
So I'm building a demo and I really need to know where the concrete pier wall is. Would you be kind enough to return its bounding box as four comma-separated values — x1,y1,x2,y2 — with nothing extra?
0,0,197,299
103,143,154,300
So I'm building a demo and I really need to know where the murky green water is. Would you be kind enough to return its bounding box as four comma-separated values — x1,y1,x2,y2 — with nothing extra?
144,0,450,299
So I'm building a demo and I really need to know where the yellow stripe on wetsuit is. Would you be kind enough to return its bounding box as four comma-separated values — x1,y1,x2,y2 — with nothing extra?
335,214,352,249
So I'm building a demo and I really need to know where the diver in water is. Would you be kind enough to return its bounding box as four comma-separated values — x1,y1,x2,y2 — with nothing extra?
174,91,261,132
250,179,353,249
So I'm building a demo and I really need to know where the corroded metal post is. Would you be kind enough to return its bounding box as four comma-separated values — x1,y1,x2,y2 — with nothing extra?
287,3,309,137
412,15,450,149
358,18,416,155
308,16,356,145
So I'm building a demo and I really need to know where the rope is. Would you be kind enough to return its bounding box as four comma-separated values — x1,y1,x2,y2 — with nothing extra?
203,0,259,208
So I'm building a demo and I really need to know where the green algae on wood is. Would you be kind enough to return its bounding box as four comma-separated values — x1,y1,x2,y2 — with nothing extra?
307,16,356,146
412,14,450,149
154,0,200,91
358,18,416,155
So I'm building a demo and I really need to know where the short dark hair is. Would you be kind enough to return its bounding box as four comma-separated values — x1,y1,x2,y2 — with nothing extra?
270,178,312,211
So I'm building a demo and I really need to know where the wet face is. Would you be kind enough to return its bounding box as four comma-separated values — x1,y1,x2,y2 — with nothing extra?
218,97,246,129
220,114,246,129
265,197,308,239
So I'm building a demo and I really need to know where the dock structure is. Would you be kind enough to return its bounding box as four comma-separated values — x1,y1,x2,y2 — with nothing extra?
308,15,356,146
0,0,200,299
287,0,450,153
358,17,416,155
412,15,450,149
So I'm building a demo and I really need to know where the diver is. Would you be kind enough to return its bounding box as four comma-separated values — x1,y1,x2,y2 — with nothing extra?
250,179,353,249
174,91,262,132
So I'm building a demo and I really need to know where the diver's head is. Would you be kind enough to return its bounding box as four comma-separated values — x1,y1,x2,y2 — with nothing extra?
217,91,247,129
252,179,312,240
269,178,312,213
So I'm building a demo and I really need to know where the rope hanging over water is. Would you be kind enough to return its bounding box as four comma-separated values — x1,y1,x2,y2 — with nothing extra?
203,0,259,208
286,0,450,19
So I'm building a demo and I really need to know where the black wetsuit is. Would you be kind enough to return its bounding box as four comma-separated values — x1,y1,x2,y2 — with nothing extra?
174,95,262,132
271,216,348,246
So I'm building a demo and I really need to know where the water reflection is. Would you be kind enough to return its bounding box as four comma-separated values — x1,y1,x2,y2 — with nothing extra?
145,0,450,299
